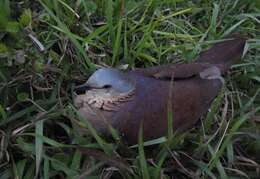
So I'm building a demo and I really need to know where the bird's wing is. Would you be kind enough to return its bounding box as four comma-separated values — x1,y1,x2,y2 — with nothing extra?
131,62,214,79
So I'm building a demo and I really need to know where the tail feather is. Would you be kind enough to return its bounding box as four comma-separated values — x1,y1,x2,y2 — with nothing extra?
196,35,247,73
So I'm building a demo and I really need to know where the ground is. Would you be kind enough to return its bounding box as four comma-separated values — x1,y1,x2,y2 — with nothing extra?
0,0,260,178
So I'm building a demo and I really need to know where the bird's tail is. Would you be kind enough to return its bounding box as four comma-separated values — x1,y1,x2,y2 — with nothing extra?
196,34,247,74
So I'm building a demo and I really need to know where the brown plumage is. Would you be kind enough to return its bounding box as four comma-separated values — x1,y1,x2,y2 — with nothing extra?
74,35,246,144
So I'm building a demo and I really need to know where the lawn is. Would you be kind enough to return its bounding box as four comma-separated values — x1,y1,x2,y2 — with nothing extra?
0,0,259,178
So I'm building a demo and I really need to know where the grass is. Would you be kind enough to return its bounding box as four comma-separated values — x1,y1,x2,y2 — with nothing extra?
0,0,260,178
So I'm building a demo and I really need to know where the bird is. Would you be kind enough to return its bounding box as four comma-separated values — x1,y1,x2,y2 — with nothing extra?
74,35,246,144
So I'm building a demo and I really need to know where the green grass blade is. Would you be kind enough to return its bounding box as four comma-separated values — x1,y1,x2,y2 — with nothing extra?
57,0,79,18
208,145,228,179
44,158,49,179
35,119,44,177
112,17,123,65
221,19,246,37
209,3,219,34
0,104,7,120
138,122,150,179
16,159,27,179
106,0,114,43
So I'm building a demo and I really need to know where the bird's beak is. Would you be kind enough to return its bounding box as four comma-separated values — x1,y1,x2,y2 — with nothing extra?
74,84,91,94
75,82,106,94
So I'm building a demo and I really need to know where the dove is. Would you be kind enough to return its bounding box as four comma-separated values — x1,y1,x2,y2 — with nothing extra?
74,35,246,144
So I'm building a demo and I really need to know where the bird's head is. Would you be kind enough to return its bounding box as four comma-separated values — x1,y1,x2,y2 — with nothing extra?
75,68,135,95
74,68,136,110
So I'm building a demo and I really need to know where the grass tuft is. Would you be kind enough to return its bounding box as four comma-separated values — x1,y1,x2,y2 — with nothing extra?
0,0,259,178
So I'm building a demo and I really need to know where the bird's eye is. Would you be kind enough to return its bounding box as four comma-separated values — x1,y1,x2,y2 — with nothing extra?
103,85,111,89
